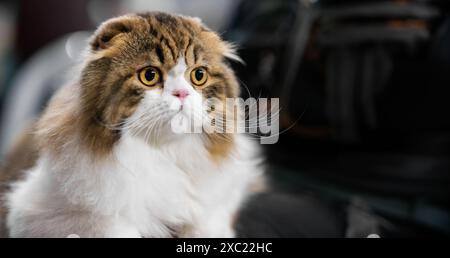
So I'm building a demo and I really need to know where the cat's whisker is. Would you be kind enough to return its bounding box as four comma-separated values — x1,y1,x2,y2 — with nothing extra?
123,109,168,132
99,106,164,131
201,108,281,132
142,113,164,143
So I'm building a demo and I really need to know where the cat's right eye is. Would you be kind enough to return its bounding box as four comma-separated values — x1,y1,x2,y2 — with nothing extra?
139,67,161,87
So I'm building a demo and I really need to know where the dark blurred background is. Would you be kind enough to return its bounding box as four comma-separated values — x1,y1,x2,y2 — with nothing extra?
0,0,449,237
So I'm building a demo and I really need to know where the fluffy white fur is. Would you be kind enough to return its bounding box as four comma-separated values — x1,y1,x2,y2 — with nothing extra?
6,58,264,238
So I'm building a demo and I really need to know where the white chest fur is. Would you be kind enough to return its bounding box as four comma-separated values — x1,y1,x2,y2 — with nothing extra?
6,134,263,238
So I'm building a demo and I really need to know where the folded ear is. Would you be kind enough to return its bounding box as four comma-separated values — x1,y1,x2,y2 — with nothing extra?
90,15,140,51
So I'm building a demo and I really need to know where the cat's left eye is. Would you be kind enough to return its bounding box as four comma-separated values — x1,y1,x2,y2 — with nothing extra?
190,67,208,86
139,67,161,87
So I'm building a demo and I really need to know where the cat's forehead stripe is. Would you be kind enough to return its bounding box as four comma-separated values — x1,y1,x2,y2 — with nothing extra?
155,45,165,64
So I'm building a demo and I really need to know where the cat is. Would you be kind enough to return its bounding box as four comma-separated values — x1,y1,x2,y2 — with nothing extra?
0,12,265,238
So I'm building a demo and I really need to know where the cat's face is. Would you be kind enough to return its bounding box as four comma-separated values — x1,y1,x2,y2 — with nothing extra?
79,13,240,155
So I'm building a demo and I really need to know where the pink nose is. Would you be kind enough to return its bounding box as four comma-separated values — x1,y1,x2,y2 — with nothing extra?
172,89,189,101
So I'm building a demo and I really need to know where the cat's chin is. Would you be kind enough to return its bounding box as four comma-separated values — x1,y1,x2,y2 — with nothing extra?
131,127,200,147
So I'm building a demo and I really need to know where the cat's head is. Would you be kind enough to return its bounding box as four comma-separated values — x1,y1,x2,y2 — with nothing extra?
75,13,241,159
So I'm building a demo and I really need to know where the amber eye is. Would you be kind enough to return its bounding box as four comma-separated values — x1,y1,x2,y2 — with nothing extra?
190,67,208,86
139,67,161,87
